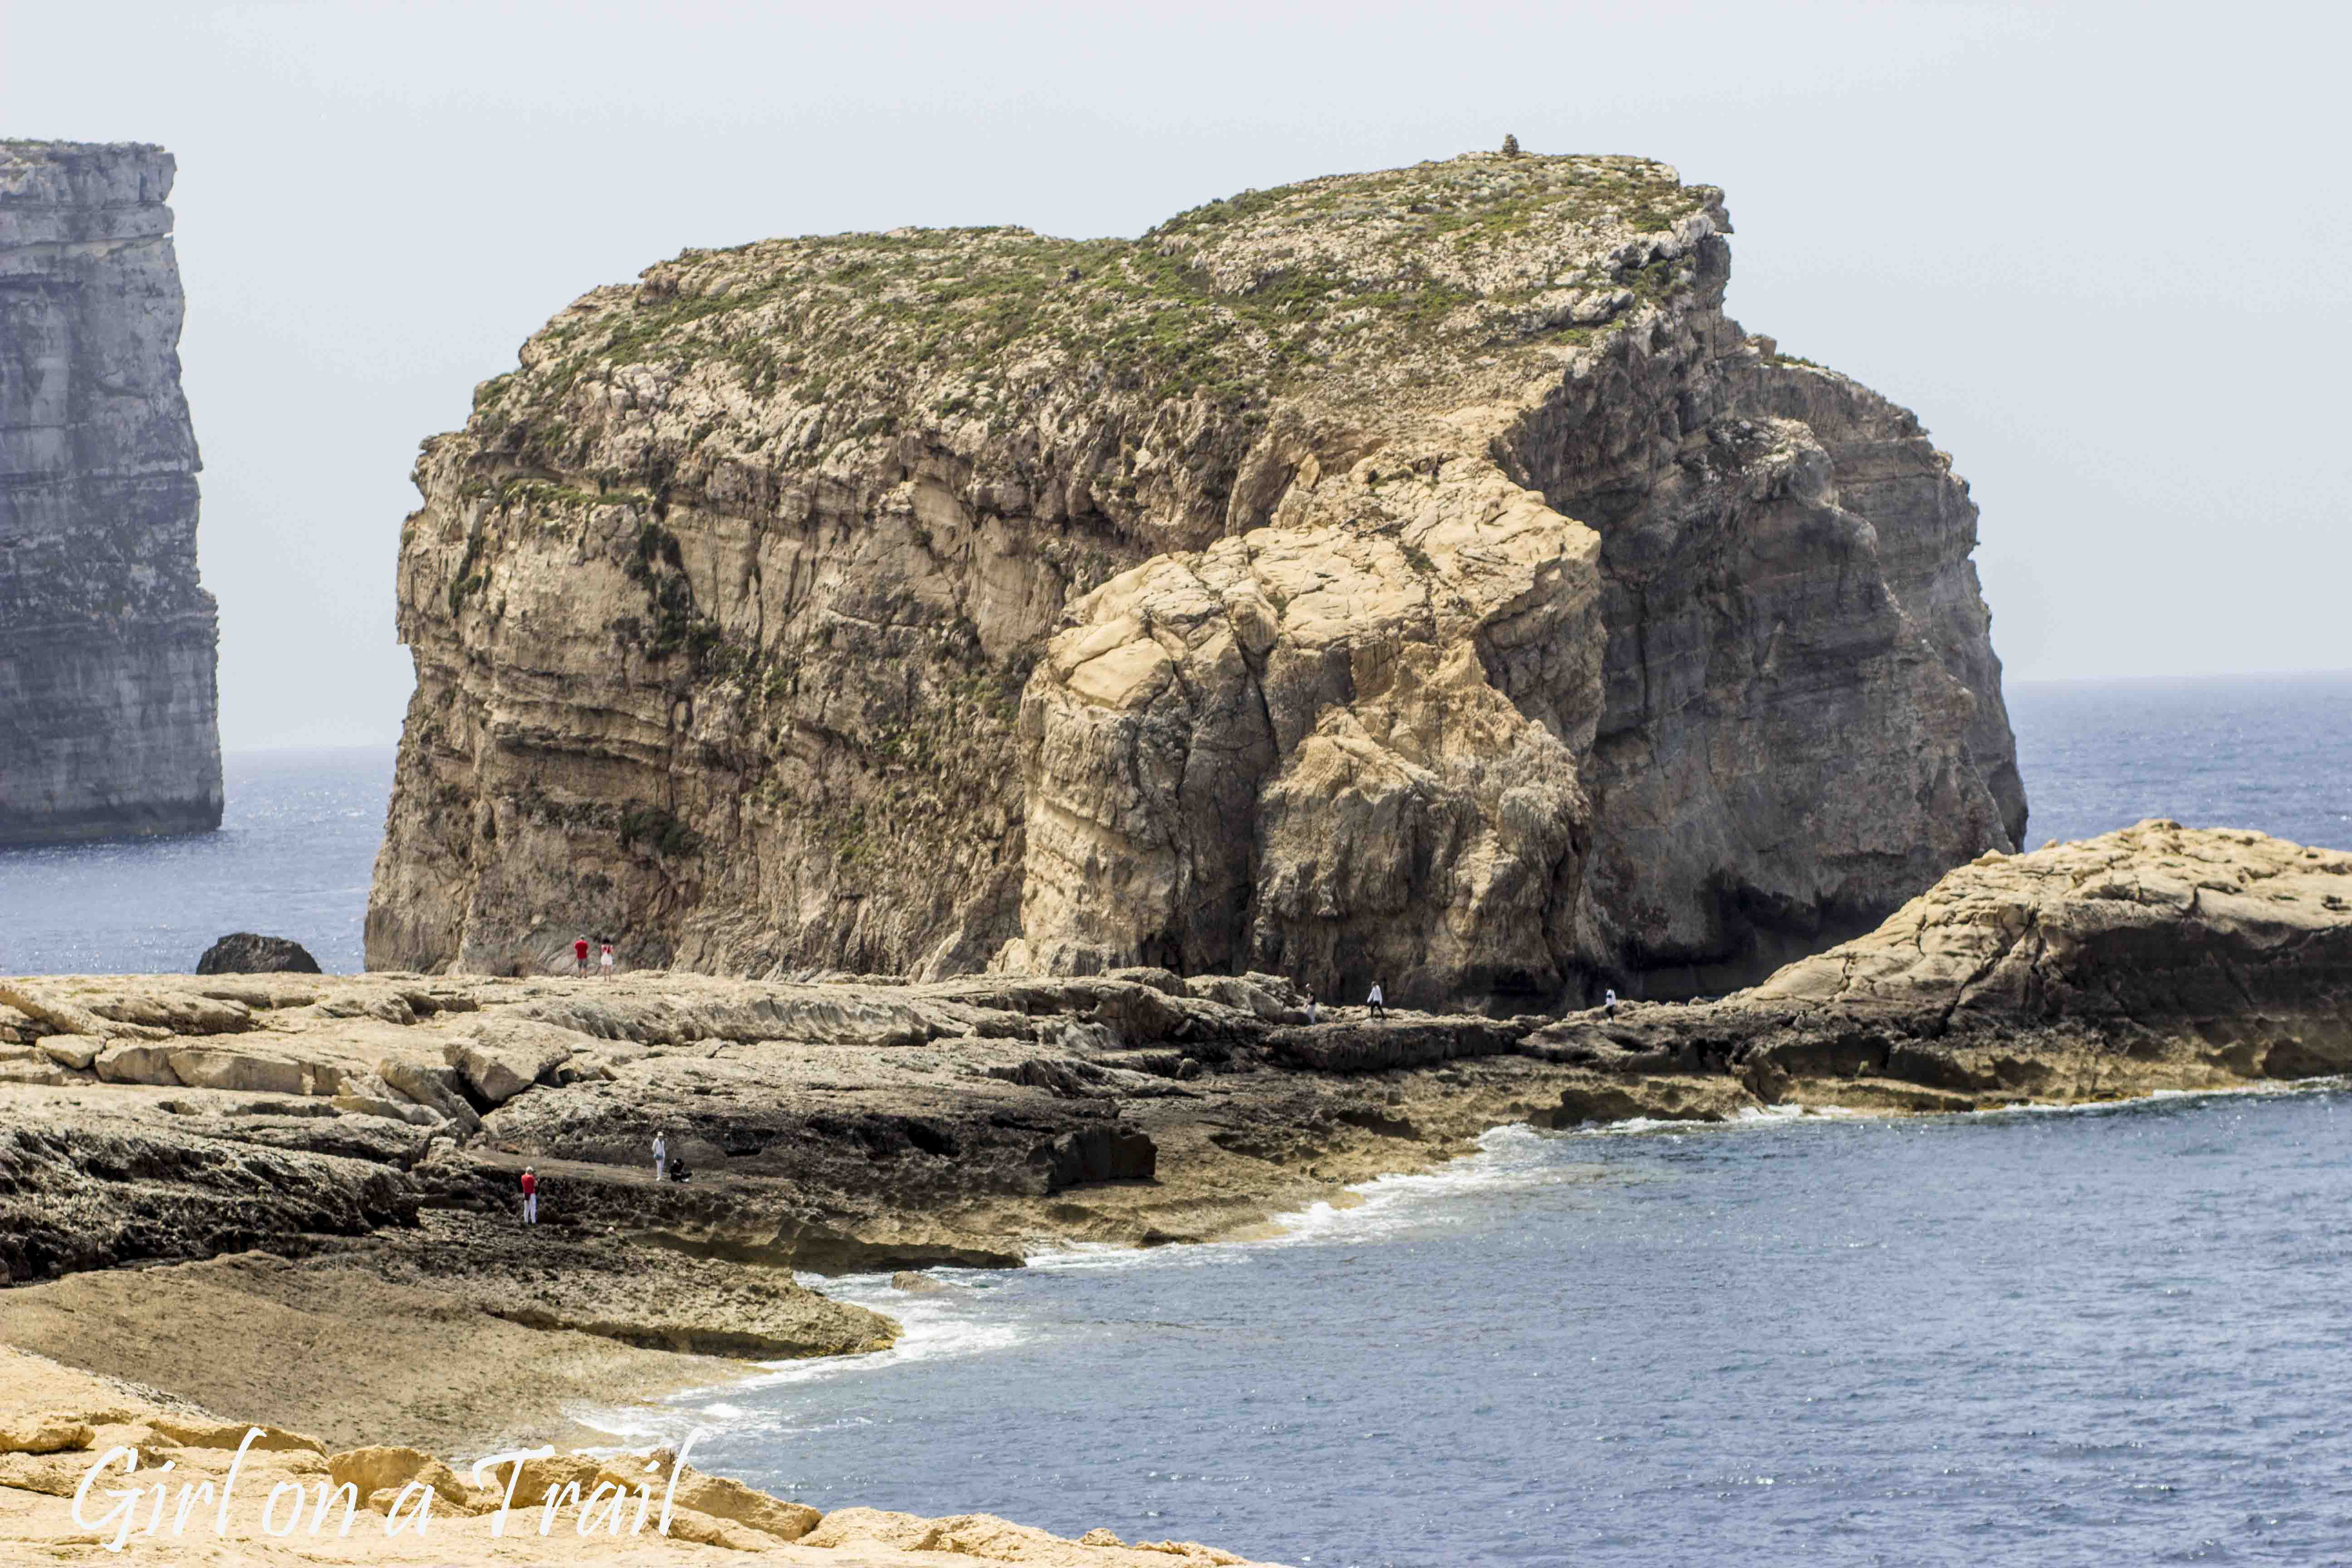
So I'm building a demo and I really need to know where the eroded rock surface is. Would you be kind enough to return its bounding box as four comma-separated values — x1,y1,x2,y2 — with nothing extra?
0,1345,1267,1564
196,933,322,975
1526,822,2352,1119
368,148,2020,1007
5,825,2351,1496
0,141,221,845
21,824,2352,1288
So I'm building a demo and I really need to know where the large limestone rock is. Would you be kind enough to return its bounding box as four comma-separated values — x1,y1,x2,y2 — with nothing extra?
1009,440,1604,1004
1527,822,2352,1107
0,141,221,845
1746,820,2352,1050
443,1022,577,1103
368,151,2020,1008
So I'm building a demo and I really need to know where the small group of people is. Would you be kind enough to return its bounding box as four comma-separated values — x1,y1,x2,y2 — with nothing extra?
1296,980,1390,1022
572,934,617,978
519,1127,689,1223
652,1130,688,1184
1303,978,1620,1022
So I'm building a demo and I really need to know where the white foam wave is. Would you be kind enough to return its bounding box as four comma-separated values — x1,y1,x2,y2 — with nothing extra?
1024,1122,1593,1275
1969,1077,2335,1119
744,1299,1027,1390
579,1079,2351,1443
573,1287,1033,1446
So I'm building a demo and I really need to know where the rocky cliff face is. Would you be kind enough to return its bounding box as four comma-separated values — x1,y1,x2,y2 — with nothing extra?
369,150,2023,1004
0,141,220,844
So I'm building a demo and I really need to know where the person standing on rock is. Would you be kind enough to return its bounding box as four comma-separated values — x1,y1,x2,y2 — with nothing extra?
1307,992,1319,1024
652,1131,667,1182
600,940,616,980
520,1166,539,1225
573,935,590,975
1367,979,1386,1021
1603,987,1617,1018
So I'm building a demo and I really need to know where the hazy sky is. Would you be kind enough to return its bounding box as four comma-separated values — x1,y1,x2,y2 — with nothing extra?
5,1,2345,750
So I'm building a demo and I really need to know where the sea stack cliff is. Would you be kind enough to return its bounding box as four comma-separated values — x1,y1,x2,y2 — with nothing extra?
0,141,220,845
370,149,2024,1005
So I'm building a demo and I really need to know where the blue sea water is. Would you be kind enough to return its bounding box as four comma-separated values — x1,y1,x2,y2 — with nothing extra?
3,676,2351,1565
1,675,2343,980
632,1092,2352,1568
2009,675,2352,855
0,746,392,975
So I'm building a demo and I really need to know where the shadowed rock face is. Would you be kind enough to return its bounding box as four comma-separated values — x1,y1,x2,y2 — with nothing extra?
194,933,322,975
0,141,221,846
368,150,2021,1006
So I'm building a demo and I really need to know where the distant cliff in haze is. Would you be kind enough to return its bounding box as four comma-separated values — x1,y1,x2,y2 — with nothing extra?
0,140,221,845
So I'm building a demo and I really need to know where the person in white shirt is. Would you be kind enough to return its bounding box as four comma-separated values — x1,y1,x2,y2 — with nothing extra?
652,1131,667,1182
1367,980,1386,1020
1603,987,1617,1018
599,941,616,979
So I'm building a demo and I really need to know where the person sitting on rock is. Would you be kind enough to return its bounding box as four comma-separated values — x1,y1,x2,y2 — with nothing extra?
520,1166,539,1225
1367,979,1386,1020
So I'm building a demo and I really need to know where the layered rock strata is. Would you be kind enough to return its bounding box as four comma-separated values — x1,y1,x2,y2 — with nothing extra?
369,149,2021,1006
0,141,220,844
1526,820,2352,1120
14,824,2352,1288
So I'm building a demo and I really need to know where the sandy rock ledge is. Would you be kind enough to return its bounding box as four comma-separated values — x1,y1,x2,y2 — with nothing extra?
0,1345,1265,1564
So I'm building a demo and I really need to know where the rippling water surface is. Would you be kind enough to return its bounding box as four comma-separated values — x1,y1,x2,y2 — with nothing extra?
633,1093,2352,1567
0,746,392,974
2010,675,2352,853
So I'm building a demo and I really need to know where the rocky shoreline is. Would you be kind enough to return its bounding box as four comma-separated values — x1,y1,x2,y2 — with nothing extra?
4,822,2348,1562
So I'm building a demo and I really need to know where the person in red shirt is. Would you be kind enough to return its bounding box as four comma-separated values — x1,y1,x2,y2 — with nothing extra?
573,936,590,975
520,1166,539,1225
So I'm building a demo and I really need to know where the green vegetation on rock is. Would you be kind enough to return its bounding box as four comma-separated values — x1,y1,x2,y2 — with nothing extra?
459,151,1725,487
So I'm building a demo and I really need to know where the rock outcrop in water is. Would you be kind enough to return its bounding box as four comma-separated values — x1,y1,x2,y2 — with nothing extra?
195,931,321,975
21,825,2350,1292
0,141,221,845
368,148,2022,1005
1527,821,2352,1119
